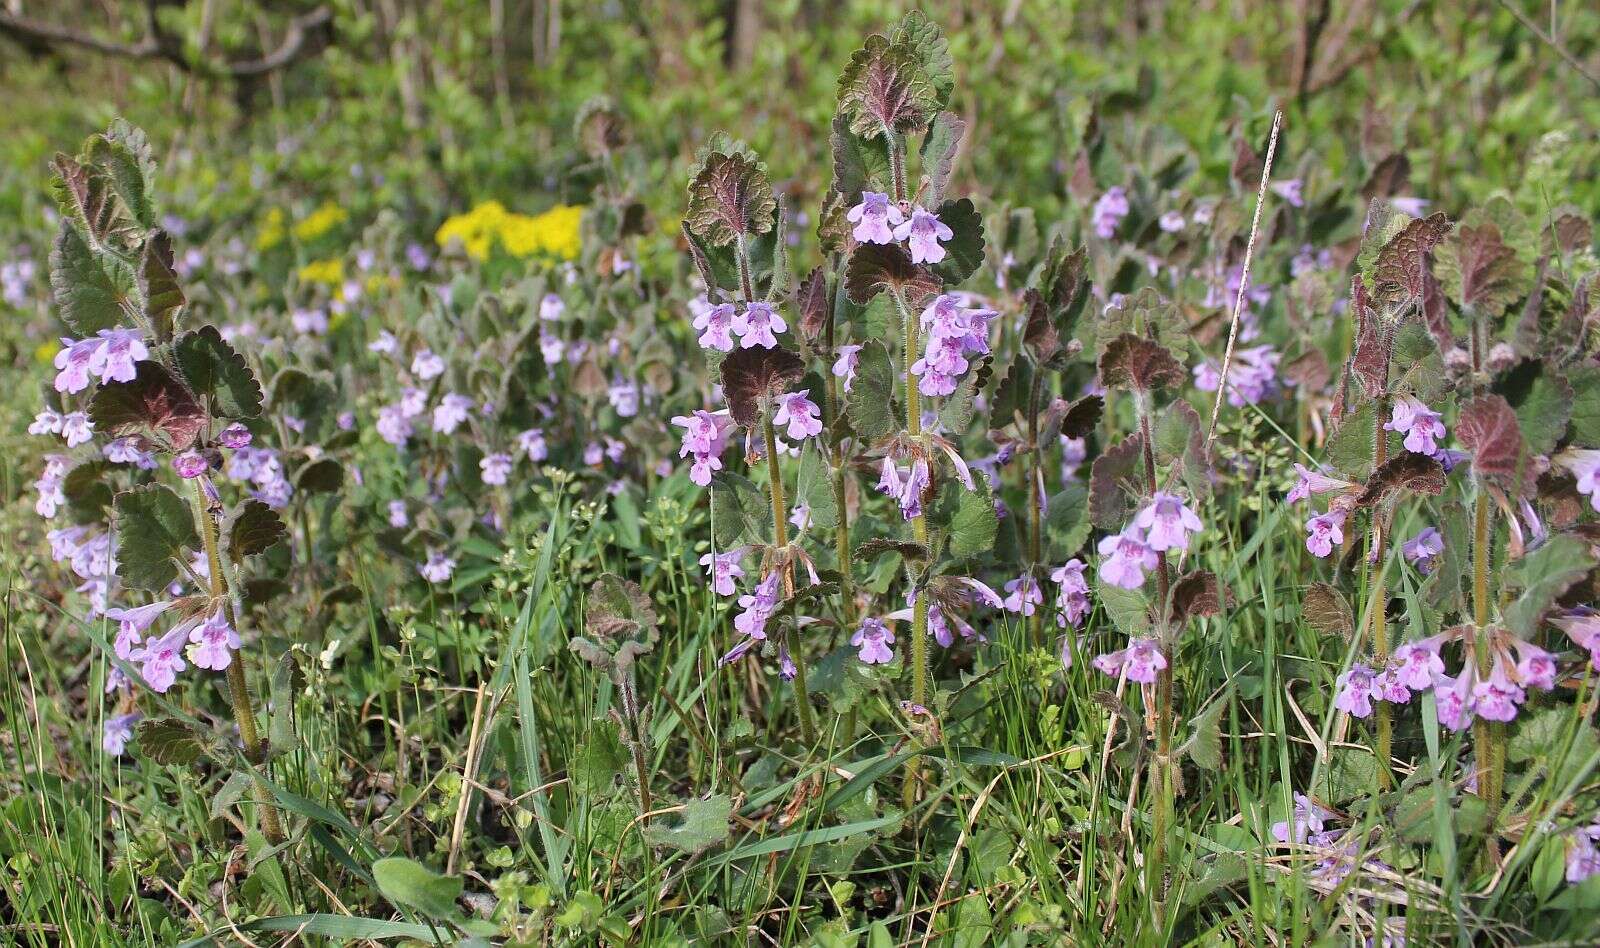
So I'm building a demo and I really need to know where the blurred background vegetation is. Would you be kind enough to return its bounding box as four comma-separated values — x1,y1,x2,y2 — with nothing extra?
2,0,1596,242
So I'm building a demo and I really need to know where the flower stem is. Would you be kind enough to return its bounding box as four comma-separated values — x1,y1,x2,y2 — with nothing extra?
896,290,931,810
1137,404,1175,905
619,672,652,817
1371,395,1393,790
1471,486,1504,849
885,126,907,203
762,412,817,746
192,478,283,843
1027,368,1045,645
823,310,855,626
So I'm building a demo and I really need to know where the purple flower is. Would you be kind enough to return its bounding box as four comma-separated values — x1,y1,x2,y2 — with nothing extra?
518,428,549,462
1133,492,1204,552
898,457,929,519
432,393,474,434
608,379,640,417
1384,396,1446,456
411,349,446,380
1051,559,1091,628
1002,574,1043,616
61,411,94,447
102,712,141,755
539,330,565,364
132,625,190,693
54,337,103,393
693,302,738,352
1304,510,1346,558
419,549,456,584
1390,636,1446,691
1551,610,1600,671
1286,463,1351,504
1097,527,1157,590
1091,187,1130,239
733,302,786,349
893,207,953,264
583,442,603,466
846,191,904,244
852,617,896,664
172,451,207,479
1270,179,1305,207
292,307,328,335
1092,637,1167,684
1567,825,1600,882
1557,449,1600,513
1334,664,1378,718
187,610,240,671
1271,792,1332,844
1158,211,1185,233
1512,639,1557,691
96,329,147,384
1373,666,1411,704
1472,665,1524,722
218,423,252,449
1194,345,1281,406
387,500,409,528
377,405,414,446
1434,673,1475,732
734,572,782,640
672,410,735,486
399,387,428,418
105,600,174,659
832,344,862,392
480,452,514,486
1401,527,1443,573
539,293,565,321
773,390,823,441
28,408,63,436
789,502,811,533
700,549,745,597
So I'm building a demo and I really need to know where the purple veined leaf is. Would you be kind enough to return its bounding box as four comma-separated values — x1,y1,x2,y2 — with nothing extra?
1281,348,1332,391
719,346,806,430
843,242,940,307
1361,152,1411,202
139,229,185,342
1353,453,1446,508
575,96,628,159
1058,394,1104,440
836,33,939,139
1302,582,1354,639
1170,569,1224,624
1369,212,1451,309
1088,431,1145,530
1457,394,1527,487
1096,332,1185,393
1348,278,1390,399
796,267,829,342
51,153,118,242
89,360,206,452
1437,221,1529,316
684,149,777,248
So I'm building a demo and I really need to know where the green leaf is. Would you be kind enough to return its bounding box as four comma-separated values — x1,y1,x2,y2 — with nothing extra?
846,340,897,441
571,718,630,797
836,34,937,139
931,198,984,285
1044,481,1091,559
371,857,463,920
710,471,770,548
684,148,776,247
223,500,286,561
830,114,892,201
50,221,131,335
1098,583,1151,635
139,230,185,341
1180,693,1228,770
174,325,263,419
137,718,204,765
1496,360,1573,456
890,10,954,107
946,485,998,558
113,484,199,591
1325,402,1377,481
209,772,253,820
643,795,732,854
797,444,838,531
294,458,344,493
1569,363,1600,445
1502,534,1594,638
918,111,965,205
268,651,302,754
87,132,154,229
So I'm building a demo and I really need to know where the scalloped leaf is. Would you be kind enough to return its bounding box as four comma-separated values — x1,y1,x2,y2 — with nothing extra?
50,221,132,335
224,500,287,561
931,198,984,285
796,443,838,531
720,346,806,429
1097,332,1185,393
829,114,893,202
87,132,154,230
844,242,939,306
1353,453,1445,508
51,154,117,242
710,471,770,548
579,573,660,676
137,718,204,765
1436,222,1528,316
1495,360,1574,456
1089,432,1144,529
685,150,777,248
644,794,732,854
1171,569,1222,623
890,10,953,107
845,340,897,441
1502,535,1594,638
836,33,938,139
174,325,263,420
918,111,965,205
90,361,205,451
295,458,344,493
139,230,185,342
1302,582,1354,638
1059,394,1103,439
114,484,199,591
946,483,998,558
1369,213,1451,309
1457,394,1526,487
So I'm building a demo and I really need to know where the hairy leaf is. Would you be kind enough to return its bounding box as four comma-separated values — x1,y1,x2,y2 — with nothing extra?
1570,364,1600,445
91,362,205,452
577,574,660,675
1099,583,1152,635
1354,453,1445,508
1181,694,1228,771
845,242,939,306
836,34,938,139
828,114,893,201
1436,222,1528,316
139,230,185,341
50,221,131,335
685,150,777,247
1089,432,1144,529
1059,394,1103,439
644,795,733,854
1457,394,1525,486
1348,279,1389,399
1495,361,1573,457
87,131,154,229
224,500,287,561
796,444,838,531
174,325,263,419
720,346,806,429
931,197,985,285
1302,582,1354,638
845,340,897,440
1502,535,1594,638
918,111,965,205
947,484,998,558
1325,402,1377,481
137,718,204,765
710,471,770,549
889,10,954,107
114,484,199,591
796,267,829,341
1171,570,1223,623
372,858,463,921
1098,332,1185,393
1369,213,1451,309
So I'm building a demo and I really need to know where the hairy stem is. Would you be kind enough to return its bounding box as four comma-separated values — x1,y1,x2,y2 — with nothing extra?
1472,487,1504,848
1027,368,1045,644
192,478,283,843
1137,404,1175,904
1371,395,1393,789
885,126,906,202
763,412,817,745
823,306,854,625
896,291,931,810
620,673,652,816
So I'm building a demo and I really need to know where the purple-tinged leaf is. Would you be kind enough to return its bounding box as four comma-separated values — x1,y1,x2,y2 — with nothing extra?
685,149,776,248
90,361,205,451
720,346,806,429
1369,212,1451,309
1059,394,1103,440
1457,394,1526,486
1348,278,1390,399
1437,222,1528,316
1361,152,1411,202
224,500,287,562
1097,332,1185,393
1354,453,1445,508
1302,582,1354,639
844,242,939,306
836,34,938,139
1170,570,1223,623
796,267,829,342
139,230,185,342
1089,431,1144,529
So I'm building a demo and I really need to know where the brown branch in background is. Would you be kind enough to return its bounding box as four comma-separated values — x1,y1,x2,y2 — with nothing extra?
1497,0,1600,90
0,3,333,79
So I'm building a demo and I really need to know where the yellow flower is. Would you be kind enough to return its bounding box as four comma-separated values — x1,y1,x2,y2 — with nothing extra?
35,341,59,365
293,201,349,242
298,258,345,285
434,200,583,262
255,207,286,251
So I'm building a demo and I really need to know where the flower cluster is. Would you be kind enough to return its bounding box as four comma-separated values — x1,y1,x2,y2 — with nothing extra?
846,192,953,264
912,294,997,396
689,298,788,352
1193,344,1282,407
672,410,736,486
1333,628,1560,730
